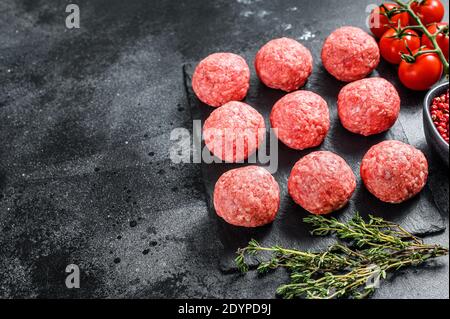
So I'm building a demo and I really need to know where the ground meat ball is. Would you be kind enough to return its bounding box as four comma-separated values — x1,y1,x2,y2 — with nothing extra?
214,166,280,227
203,101,265,163
322,26,380,82
337,77,400,136
288,151,356,215
361,140,428,203
192,53,250,107
255,38,313,92
270,91,330,150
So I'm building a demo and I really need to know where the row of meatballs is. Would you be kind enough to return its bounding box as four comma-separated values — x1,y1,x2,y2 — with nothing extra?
191,26,428,227
214,144,428,228
193,26,381,107
203,78,399,164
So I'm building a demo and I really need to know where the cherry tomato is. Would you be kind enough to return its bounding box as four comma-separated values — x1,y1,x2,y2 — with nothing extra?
379,28,421,64
369,3,410,38
410,0,444,26
398,49,443,90
421,22,449,61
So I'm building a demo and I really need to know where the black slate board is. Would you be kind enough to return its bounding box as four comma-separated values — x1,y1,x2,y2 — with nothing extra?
183,61,445,272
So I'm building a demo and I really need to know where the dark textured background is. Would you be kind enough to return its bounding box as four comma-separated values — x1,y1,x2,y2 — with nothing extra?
0,0,448,298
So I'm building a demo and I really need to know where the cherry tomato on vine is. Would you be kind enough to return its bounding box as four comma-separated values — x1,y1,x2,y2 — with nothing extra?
410,0,444,26
421,22,449,61
379,28,421,64
369,3,410,38
398,49,443,90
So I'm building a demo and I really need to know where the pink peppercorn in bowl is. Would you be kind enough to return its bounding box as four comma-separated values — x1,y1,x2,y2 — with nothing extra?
423,81,449,166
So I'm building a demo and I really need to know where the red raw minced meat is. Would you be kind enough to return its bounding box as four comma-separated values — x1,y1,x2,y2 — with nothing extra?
270,90,330,150
203,101,265,163
255,37,313,92
322,26,380,82
360,140,428,203
192,52,250,107
338,77,400,136
288,151,356,215
214,166,280,227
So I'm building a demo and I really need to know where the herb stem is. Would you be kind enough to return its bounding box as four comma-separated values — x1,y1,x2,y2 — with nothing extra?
236,214,448,299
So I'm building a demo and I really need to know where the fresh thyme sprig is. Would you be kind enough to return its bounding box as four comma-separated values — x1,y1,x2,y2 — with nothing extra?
235,214,448,299
236,239,364,274
304,213,423,250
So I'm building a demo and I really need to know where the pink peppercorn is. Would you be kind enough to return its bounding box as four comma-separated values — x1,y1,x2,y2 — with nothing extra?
431,89,449,144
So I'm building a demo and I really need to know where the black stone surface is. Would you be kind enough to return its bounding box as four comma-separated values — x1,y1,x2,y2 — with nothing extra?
0,0,448,299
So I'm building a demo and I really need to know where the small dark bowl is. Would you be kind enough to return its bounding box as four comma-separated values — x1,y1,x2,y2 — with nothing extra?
423,81,449,166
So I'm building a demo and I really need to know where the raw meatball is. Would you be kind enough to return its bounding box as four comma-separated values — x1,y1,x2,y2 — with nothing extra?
361,140,428,203
270,90,330,150
192,53,250,107
338,77,400,136
255,38,313,92
322,26,380,82
288,151,356,215
214,166,280,227
203,101,265,163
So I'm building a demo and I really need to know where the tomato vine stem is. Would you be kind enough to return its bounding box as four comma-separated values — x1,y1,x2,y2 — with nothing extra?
394,0,449,76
